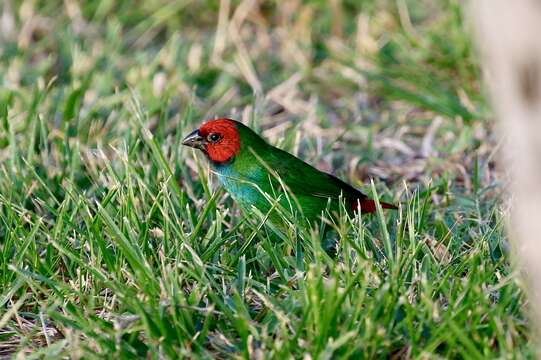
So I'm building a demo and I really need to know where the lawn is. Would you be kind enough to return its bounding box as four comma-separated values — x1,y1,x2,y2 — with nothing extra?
0,0,534,358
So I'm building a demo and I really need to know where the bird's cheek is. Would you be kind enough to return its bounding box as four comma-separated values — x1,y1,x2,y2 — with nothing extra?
208,144,235,163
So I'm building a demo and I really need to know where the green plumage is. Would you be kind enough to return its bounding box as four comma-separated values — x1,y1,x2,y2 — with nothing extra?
211,121,369,226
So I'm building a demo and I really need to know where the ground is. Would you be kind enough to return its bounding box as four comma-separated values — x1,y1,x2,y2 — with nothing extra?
0,0,534,358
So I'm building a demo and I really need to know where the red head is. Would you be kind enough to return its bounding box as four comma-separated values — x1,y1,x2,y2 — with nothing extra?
182,118,241,163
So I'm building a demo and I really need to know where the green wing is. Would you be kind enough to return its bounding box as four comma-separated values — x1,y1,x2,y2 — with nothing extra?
257,146,368,202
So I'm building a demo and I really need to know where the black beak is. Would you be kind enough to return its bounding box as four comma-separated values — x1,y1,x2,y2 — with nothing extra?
182,129,206,150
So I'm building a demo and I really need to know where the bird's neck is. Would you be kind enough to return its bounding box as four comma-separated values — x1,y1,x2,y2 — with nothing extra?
210,147,251,174
210,144,269,183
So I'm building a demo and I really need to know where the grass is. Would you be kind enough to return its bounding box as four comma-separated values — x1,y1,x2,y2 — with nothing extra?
0,0,534,358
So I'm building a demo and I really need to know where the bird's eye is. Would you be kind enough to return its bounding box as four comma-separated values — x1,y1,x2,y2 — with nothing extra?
208,133,221,143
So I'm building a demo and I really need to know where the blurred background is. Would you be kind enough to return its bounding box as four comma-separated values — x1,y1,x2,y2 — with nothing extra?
0,0,492,192
1,0,526,358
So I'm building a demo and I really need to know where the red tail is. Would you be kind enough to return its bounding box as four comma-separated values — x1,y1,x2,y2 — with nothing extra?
355,199,398,213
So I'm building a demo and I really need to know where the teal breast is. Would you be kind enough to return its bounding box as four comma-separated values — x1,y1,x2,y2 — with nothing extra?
213,161,270,212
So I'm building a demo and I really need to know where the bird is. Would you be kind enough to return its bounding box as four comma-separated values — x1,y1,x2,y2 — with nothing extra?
182,118,396,229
